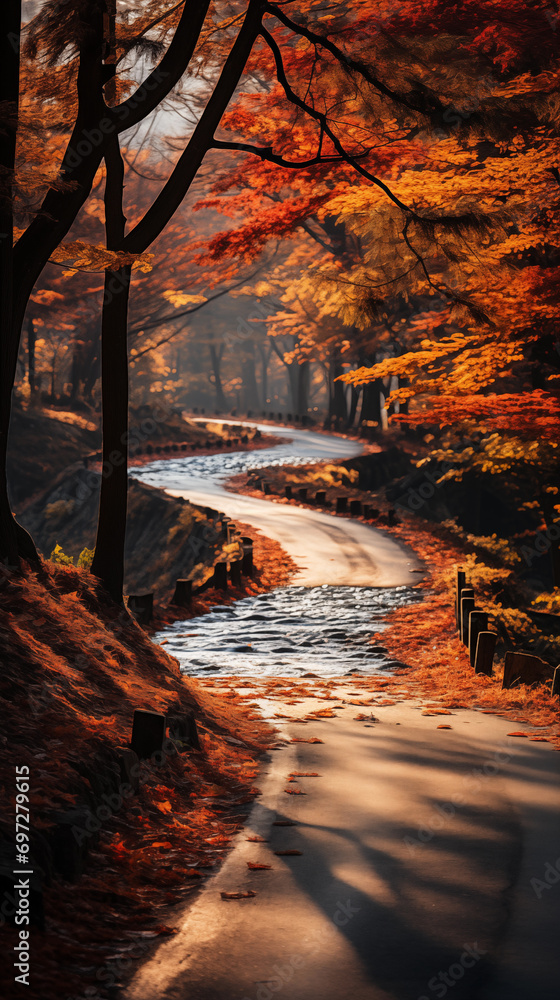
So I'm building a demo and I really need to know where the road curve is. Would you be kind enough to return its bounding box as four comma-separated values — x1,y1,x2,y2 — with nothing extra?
125,423,560,1000
135,422,422,587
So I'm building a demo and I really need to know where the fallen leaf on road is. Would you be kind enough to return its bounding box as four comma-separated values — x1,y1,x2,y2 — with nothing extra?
247,862,272,870
290,737,324,744
422,709,453,716
274,850,303,856
221,890,257,900
289,771,320,777
284,788,306,795
437,724,452,729
507,731,528,737
529,736,549,742
246,836,268,842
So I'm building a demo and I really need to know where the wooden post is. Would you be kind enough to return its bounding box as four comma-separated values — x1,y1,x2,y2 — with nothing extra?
315,490,326,505
262,481,271,495
474,631,497,676
128,593,153,624
455,568,466,624
502,651,550,690
457,587,474,630
168,712,201,752
171,579,192,607
552,665,560,697
460,596,475,644
297,487,307,501
336,496,347,513
230,558,242,587
285,485,293,499
212,562,228,590
350,500,362,516
241,537,253,577
131,709,165,759
468,610,489,667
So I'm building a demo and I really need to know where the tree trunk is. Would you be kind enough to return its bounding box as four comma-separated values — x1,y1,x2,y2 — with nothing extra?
328,352,347,422
294,360,310,416
258,342,271,408
241,347,260,411
209,343,227,410
347,383,360,429
90,135,130,603
359,378,384,426
0,1,37,563
27,317,36,395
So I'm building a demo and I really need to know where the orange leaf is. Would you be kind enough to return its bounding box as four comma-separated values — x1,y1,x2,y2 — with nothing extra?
290,737,324,744
247,861,272,870
221,890,257,899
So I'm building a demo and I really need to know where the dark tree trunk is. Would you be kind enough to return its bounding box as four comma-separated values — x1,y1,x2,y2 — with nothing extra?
328,352,347,422
1,2,211,561
0,1,37,563
91,135,130,603
294,360,310,416
359,378,384,426
241,347,260,411
209,343,226,410
27,317,36,394
347,383,360,428
258,342,271,408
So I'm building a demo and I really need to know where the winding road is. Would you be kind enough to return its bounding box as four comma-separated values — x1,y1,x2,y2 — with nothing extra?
125,422,560,1000
133,422,421,587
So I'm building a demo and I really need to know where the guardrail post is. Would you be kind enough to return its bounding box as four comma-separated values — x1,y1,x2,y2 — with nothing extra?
336,496,347,513
212,562,228,590
474,631,497,676
460,595,475,644
171,579,192,607
131,709,166,759
241,537,254,577
468,610,489,666
230,559,243,587
128,593,153,624
457,586,474,630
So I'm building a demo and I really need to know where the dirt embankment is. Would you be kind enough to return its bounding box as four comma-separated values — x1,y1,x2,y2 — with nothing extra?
0,561,276,1000
18,469,228,602
8,404,274,509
